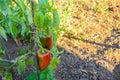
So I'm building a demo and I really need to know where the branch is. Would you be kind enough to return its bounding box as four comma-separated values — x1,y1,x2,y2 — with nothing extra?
0,52,31,64
0,58,15,63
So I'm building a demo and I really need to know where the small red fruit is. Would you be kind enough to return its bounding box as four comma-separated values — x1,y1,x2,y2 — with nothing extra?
37,50,51,70
40,35,52,50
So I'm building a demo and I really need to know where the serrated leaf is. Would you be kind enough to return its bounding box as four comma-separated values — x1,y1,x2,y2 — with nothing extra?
0,27,7,41
17,61,26,75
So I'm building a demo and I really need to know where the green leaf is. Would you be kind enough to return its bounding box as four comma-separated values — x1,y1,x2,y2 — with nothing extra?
25,9,32,25
10,25,18,39
40,67,50,79
38,0,50,10
17,54,27,60
0,47,5,55
16,0,26,11
44,13,52,27
8,20,18,39
0,0,8,16
34,11,44,31
25,58,34,66
0,26,7,41
53,10,60,28
17,48,27,55
21,21,27,36
4,72,12,80
0,57,2,61
50,57,60,70
17,61,26,75
26,0,31,5
24,73,36,80
0,12,4,19
0,0,12,16
40,72,46,80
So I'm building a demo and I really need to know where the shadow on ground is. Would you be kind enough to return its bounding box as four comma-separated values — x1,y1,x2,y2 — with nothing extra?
56,29,120,80
63,28,120,54
55,47,120,80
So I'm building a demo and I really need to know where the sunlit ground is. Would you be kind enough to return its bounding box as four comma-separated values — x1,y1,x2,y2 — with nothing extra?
55,0,120,79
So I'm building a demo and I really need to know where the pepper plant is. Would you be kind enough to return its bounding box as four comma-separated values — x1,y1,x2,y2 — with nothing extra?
31,0,62,79
0,0,32,40
0,0,33,79
0,0,62,80
34,0,60,37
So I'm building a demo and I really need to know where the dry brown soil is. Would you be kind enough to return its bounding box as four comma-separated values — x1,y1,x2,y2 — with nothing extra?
55,0,120,80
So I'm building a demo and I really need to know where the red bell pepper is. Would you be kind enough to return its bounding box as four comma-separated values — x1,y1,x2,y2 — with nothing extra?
37,50,51,70
40,35,52,50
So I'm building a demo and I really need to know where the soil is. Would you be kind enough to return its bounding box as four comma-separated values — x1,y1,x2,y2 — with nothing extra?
0,0,120,80
55,0,120,80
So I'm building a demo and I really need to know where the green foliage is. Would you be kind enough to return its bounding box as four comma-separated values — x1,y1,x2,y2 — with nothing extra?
17,61,26,75
34,0,60,36
17,48,27,55
25,67,56,80
0,0,62,80
24,73,36,80
10,24,18,39
0,27,7,41
53,10,60,28
0,0,12,16
40,67,55,80
15,53,30,75
4,72,12,80
25,58,34,66
38,0,50,10
0,0,32,39
34,11,44,31
50,57,60,70
0,47,5,55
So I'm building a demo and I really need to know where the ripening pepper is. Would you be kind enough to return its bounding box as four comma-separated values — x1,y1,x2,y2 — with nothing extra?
37,50,51,70
40,35,52,50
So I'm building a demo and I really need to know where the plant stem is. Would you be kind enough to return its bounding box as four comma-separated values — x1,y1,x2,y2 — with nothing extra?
31,0,40,80
0,58,15,63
